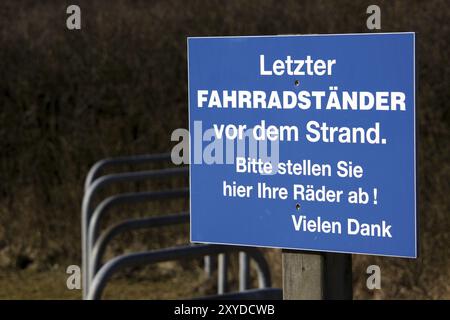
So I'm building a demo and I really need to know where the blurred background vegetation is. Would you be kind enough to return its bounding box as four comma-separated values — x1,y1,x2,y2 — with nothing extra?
0,0,448,299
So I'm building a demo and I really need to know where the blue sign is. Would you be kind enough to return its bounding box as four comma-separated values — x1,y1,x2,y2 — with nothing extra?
188,33,417,258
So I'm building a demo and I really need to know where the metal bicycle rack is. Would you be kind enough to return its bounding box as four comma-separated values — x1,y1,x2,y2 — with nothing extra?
87,244,275,300
90,212,190,280
82,153,280,300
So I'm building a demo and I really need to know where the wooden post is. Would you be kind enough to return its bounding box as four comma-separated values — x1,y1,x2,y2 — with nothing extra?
282,250,352,300
282,250,324,299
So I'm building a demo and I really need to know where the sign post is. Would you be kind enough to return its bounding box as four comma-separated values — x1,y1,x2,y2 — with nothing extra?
187,33,416,298
282,251,352,299
282,251,324,299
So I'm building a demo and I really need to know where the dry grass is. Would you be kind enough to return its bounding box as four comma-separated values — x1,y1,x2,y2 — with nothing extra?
0,0,448,299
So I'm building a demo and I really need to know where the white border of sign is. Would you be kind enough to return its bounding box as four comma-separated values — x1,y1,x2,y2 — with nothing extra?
187,32,417,258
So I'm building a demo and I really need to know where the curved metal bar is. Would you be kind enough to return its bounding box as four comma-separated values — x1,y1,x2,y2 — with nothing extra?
82,187,188,296
83,168,188,222
83,168,188,253
87,189,188,282
81,166,188,297
86,168,188,202
87,244,272,300
239,251,250,291
88,189,189,251
90,212,189,281
84,153,172,191
203,256,215,277
217,253,228,294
